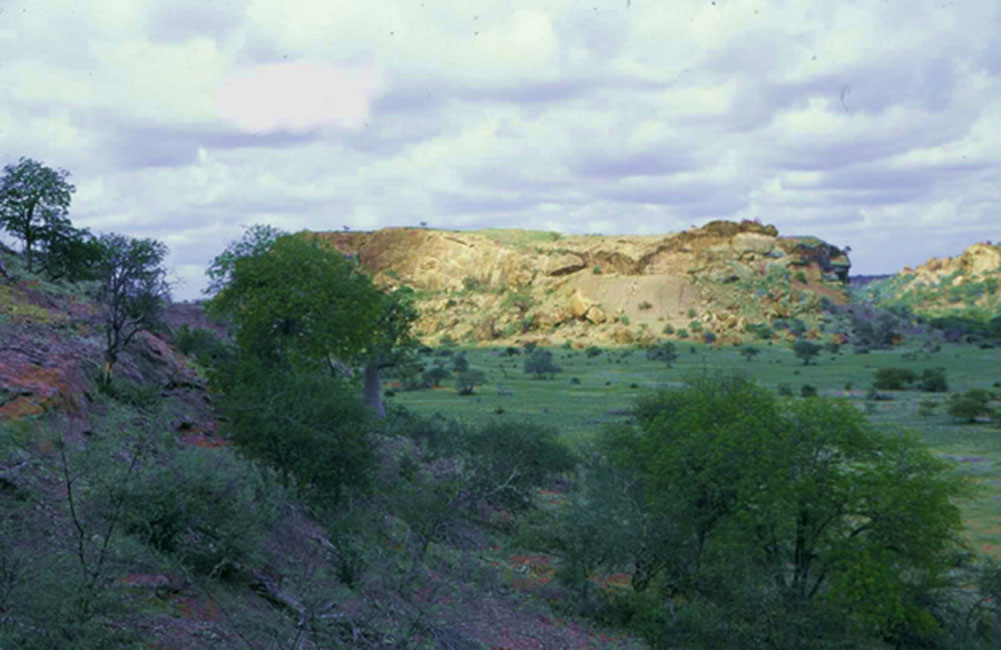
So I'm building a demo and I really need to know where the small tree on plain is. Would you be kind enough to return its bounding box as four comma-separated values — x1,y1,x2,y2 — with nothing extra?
94,233,170,383
456,369,486,395
0,157,76,272
524,348,561,379
793,339,823,365
646,341,679,367
740,345,760,362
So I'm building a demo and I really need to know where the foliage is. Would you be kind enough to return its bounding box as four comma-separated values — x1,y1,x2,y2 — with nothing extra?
208,233,382,370
739,345,760,361
455,368,486,395
122,446,277,578
461,419,576,511
451,351,469,372
172,324,233,368
589,373,970,647
920,367,950,392
800,383,817,397
421,363,451,387
524,348,561,379
793,339,823,365
645,341,678,367
37,223,104,282
93,233,170,382
204,223,285,296
221,363,373,503
586,345,603,358
948,389,993,422
0,157,75,272
873,367,918,390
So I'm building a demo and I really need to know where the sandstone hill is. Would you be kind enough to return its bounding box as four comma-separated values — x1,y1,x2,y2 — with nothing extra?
316,220,851,347
860,241,1001,321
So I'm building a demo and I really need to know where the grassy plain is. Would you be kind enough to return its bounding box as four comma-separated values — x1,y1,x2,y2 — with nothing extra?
389,341,1001,557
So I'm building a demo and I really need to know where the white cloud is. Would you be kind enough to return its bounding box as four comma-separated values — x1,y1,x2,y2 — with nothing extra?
0,0,997,298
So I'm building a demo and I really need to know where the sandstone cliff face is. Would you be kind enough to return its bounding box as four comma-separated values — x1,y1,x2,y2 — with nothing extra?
869,242,1001,318
315,220,851,347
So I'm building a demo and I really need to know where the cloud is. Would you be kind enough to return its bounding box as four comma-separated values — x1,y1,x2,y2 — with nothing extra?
216,63,382,133
0,0,998,298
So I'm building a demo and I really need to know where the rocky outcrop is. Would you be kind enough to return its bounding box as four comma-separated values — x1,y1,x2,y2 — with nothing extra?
868,241,1001,318
314,220,851,346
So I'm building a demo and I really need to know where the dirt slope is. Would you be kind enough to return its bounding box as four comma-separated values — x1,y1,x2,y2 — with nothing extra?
315,220,851,346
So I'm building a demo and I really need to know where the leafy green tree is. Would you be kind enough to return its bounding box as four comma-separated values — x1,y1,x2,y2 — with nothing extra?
94,234,170,383
204,223,285,296
208,233,382,370
0,157,75,272
873,367,918,390
524,348,561,379
591,373,969,647
645,341,679,367
360,285,419,418
919,367,949,392
37,223,103,281
455,368,486,395
739,345,760,361
948,389,992,422
421,363,451,388
793,339,823,365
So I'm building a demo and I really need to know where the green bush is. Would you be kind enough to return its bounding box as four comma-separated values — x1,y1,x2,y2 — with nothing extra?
462,420,576,511
455,368,486,395
873,367,918,390
123,447,277,578
524,348,561,379
638,300,653,310
919,367,949,392
948,390,992,422
586,346,602,358
800,384,817,397
662,324,675,335
222,364,373,503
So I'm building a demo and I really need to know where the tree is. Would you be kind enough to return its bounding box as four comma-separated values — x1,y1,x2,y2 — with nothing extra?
208,233,382,370
645,341,679,367
0,158,76,272
204,223,285,296
38,224,103,282
94,234,170,383
948,389,992,422
585,373,969,647
455,369,486,395
739,345,760,362
793,339,822,365
360,285,419,418
523,348,561,379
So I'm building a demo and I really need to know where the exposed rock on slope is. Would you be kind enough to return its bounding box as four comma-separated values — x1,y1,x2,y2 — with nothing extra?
315,220,851,346
861,242,1001,320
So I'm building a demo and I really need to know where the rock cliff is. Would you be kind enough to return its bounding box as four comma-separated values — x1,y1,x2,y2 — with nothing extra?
314,220,851,347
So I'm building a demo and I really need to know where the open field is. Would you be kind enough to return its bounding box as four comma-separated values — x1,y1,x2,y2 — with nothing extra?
389,341,1001,557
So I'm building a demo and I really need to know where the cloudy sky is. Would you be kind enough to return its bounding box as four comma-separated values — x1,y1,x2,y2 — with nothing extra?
2,0,999,299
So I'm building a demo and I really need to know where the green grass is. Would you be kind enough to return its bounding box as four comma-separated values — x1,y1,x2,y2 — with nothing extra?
389,342,1001,556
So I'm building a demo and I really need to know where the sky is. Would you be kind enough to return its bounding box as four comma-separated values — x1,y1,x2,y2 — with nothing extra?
1,0,999,300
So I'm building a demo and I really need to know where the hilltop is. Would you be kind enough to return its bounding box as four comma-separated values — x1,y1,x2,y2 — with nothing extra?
859,241,1001,326
316,220,851,347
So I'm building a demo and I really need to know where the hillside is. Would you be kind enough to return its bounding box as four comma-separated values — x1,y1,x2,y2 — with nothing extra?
860,242,1001,322
316,220,852,347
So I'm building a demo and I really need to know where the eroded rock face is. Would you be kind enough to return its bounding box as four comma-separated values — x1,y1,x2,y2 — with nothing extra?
315,220,851,346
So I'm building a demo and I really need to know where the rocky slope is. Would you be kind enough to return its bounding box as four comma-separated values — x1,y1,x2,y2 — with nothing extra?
317,220,851,347
860,241,1001,320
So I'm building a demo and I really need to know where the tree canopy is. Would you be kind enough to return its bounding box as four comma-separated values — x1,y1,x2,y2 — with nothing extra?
0,157,76,272
569,373,970,646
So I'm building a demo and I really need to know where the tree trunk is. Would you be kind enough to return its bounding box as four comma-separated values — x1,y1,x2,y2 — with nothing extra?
363,362,385,419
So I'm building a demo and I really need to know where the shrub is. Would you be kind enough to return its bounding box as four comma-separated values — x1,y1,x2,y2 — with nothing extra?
676,329,689,339
793,340,823,365
123,447,276,578
462,420,576,511
421,363,451,387
586,346,602,358
646,341,679,367
873,367,918,390
223,365,373,503
524,348,561,379
688,319,702,332
948,390,992,422
592,266,602,274
794,270,808,284
662,324,675,335
919,367,949,392
462,276,479,291
619,315,630,325
570,376,581,385
451,352,469,372
455,369,486,395
740,346,760,361
917,399,938,418
800,384,817,398
777,383,794,397
638,300,653,310
703,332,716,344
